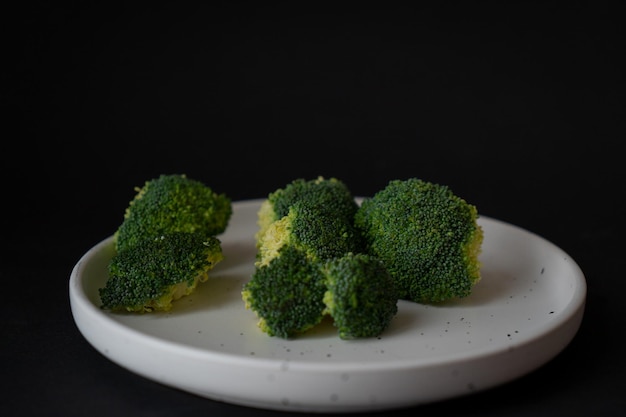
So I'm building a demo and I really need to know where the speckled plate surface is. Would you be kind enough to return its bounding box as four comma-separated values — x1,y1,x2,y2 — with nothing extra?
69,199,586,413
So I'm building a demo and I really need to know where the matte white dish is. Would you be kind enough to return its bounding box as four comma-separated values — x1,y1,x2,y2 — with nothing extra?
69,199,586,413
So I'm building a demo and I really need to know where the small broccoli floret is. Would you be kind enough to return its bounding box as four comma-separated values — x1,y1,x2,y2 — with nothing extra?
100,232,224,313
355,178,484,304
115,174,232,252
256,200,365,267
322,253,399,339
255,176,360,246
242,246,327,339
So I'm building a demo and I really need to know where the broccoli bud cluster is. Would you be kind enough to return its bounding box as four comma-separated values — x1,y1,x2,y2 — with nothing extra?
355,178,483,303
99,174,232,313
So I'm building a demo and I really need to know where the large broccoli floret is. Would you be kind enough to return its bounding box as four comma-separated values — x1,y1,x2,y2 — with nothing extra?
101,174,231,313
255,176,360,247
242,245,327,339
256,200,365,267
354,178,484,304
322,253,399,340
244,176,378,339
115,174,232,252
100,232,224,312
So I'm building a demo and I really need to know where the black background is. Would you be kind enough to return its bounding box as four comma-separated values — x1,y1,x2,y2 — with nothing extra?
3,2,625,416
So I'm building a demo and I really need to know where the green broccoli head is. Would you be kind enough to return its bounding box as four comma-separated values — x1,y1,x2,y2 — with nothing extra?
242,246,327,339
355,178,483,304
114,174,232,252
322,253,399,340
256,200,365,267
100,232,224,313
256,176,359,245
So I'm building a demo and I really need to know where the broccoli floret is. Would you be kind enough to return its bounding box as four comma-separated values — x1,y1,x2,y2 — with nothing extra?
100,232,224,312
256,200,365,267
322,253,399,339
115,174,232,252
255,176,360,247
100,174,231,313
242,246,327,339
354,178,484,304
244,176,371,339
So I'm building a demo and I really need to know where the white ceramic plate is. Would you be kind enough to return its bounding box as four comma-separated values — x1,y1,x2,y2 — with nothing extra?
69,199,586,413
